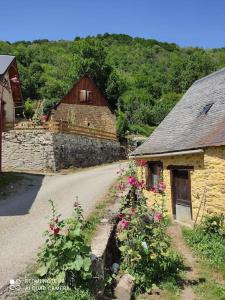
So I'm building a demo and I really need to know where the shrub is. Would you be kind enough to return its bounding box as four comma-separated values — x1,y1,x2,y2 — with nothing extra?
37,200,92,288
183,214,225,275
117,162,183,292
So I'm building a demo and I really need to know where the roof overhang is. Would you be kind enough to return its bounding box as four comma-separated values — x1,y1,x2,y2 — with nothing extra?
129,148,204,159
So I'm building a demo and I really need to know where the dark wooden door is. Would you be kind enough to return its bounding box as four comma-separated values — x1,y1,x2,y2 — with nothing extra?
172,170,192,221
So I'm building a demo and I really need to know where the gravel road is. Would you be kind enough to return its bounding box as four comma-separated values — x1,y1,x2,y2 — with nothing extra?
0,162,126,290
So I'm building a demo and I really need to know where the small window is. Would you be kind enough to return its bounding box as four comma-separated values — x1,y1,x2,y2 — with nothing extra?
79,90,93,103
145,161,163,191
200,103,213,115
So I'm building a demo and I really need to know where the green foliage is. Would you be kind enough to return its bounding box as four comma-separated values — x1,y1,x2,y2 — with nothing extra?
18,286,93,300
183,214,225,275
37,200,92,288
116,110,129,140
129,124,156,137
117,164,183,293
1,34,224,134
24,99,37,118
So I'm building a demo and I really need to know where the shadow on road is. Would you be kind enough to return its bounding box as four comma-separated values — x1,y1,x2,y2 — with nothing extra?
0,173,44,216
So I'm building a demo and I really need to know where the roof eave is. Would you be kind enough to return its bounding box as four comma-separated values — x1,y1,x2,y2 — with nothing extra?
129,148,204,159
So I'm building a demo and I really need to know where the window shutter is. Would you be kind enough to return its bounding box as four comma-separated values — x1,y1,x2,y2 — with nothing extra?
87,91,93,102
79,90,87,102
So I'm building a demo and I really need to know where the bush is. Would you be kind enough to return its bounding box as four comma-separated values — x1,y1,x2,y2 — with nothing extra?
18,286,93,300
117,163,183,292
37,200,92,288
183,214,225,274
129,124,156,137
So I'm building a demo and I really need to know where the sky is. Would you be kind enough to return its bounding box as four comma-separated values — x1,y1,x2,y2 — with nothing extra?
0,0,225,48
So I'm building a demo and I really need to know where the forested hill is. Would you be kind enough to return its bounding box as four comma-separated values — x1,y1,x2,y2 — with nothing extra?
1,34,225,138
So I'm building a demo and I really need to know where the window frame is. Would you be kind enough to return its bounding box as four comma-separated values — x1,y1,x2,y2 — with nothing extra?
145,161,163,191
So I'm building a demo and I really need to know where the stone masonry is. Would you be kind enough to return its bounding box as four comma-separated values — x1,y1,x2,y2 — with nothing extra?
2,130,124,172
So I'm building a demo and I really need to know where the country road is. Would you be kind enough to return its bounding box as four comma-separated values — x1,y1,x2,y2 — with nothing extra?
0,162,126,290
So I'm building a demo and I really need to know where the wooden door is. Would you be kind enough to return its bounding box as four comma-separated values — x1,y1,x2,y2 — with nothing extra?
172,170,192,222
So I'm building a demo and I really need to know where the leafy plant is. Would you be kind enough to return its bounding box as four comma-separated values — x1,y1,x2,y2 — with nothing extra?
37,200,92,288
183,214,225,276
116,162,183,292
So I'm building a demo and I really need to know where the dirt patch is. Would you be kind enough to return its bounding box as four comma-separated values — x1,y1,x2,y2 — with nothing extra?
167,223,205,300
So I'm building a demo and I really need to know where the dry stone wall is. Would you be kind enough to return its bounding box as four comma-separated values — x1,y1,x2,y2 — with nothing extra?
2,130,124,172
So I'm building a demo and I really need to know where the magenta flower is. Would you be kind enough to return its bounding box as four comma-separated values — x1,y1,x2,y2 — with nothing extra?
118,219,129,230
158,182,166,192
154,212,163,222
128,176,137,186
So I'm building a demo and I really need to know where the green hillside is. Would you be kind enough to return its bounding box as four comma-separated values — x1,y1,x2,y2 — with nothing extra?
1,34,225,138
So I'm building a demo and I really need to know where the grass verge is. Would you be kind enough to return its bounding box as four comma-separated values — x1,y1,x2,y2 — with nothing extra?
182,227,225,300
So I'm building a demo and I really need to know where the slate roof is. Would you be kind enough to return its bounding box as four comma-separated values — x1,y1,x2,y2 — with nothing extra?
132,67,225,156
0,55,15,76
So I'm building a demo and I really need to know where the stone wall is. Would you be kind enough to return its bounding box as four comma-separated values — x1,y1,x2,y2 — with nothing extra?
50,104,116,134
2,130,124,172
137,147,225,224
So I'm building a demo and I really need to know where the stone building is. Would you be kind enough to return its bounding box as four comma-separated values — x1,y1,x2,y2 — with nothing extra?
130,68,225,225
2,74,123,172
50,74,116,136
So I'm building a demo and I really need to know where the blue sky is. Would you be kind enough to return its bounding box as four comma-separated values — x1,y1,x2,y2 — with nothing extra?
0,0,224,48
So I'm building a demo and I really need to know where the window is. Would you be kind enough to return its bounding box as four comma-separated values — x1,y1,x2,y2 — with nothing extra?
199,103,213,116
79,90,93,103
145,161,163,191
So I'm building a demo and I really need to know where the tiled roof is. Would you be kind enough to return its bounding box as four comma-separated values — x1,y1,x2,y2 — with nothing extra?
132,67,225,156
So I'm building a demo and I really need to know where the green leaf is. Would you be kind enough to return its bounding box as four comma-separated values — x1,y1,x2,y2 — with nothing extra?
55,271,66,283
36,265,48,277
83,257,91,271
74,255,83,271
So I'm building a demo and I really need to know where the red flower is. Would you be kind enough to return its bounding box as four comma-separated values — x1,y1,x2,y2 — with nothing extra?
53,227,60,235
118,219,129,230
150,187,156,193
117,213,125,219
154,212,162,222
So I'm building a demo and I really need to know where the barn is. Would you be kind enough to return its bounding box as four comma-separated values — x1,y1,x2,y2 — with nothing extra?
50,74,116,137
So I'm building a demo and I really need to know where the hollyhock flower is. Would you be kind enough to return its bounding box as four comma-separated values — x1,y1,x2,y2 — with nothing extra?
117,213,125,219
154,212,163,222
158,182,166,192
136,159,147,167
53,227,60,235
128,176,138,186
150,187,156,193
117,182,127,191
118,219,129,230
136,180,145,189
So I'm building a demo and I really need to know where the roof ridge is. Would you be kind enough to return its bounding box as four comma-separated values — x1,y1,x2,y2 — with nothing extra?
193,67,225,86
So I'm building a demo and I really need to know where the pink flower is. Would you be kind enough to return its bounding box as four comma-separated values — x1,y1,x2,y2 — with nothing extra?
158,182,166,192
117,182,127,191
118,219,129,230
154,212,162,222
128,176,137,186
136,180,145,189
150,187,156,193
